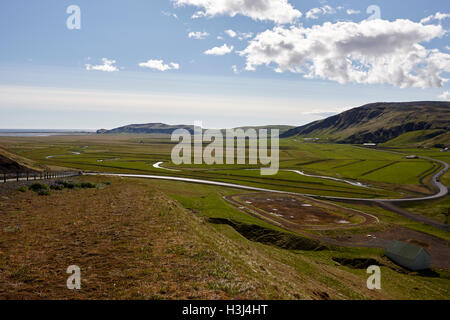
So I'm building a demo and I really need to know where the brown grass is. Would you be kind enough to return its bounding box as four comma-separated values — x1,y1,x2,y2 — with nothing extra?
0,177,255,299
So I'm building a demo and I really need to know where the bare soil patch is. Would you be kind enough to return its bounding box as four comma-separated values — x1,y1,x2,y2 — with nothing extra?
226,193,374,231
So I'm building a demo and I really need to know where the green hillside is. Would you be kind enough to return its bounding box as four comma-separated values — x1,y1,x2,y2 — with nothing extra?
282,102,450,145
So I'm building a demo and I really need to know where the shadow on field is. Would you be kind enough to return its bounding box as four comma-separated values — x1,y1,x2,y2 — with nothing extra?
332,257,443,278
207,218,325,251
332,257,381,269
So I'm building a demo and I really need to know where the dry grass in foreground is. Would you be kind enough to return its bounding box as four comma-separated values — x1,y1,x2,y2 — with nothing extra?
0,177,258,299
0,176,448,300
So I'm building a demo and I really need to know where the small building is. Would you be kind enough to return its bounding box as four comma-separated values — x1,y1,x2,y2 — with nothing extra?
386,241,431,271
363,143,377,147
405,155,419,159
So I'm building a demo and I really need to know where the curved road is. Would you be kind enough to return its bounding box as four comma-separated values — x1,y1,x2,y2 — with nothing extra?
85,156,449,232
86,157,448,203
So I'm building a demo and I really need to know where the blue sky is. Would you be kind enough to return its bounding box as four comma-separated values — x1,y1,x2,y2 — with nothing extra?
0,0,449,129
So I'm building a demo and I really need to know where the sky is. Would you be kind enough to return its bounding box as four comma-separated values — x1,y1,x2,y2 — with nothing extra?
0,0,449,129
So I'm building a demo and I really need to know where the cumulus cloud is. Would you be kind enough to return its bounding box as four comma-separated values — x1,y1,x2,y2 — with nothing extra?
85,58,119,72
240,19,450,88
225,29,237,38
421,12,450,24
306,5,335,19
173,0,302,24
439,91,450,100
139,59,180,71
188,31,209,39
204,44,234,56
231,65,240,74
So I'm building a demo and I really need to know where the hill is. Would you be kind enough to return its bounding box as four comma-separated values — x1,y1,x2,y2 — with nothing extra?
231,125,295,135
0,154,28,173
281,101,450,144
98,123,295,135
0,148,42,173
97,123,196,135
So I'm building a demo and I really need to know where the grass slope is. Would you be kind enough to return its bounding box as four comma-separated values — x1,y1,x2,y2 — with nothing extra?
1,176,448,299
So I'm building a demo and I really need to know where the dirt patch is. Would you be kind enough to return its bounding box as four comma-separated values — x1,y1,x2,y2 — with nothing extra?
312,290,330,300
407,239,430,248
226,193,375,232
208,218,325,251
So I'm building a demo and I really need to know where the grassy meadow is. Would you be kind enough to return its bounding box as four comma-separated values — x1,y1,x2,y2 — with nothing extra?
0,134,442,200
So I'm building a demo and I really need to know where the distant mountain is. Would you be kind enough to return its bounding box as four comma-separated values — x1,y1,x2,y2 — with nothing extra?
97,123,195,135
231,125,295,135
281,101,450,144
97,123,295,135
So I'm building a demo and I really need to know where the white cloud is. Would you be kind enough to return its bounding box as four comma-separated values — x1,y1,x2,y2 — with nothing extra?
420,12,450,24
346,9,360,15
191,10,206,19
188,31,209,39
0,85,337,127
85,58,119,72
204,44,234,56
224,29,254,40
232,65,240,74
238,32,254,40
240,19,450,88
305,8,321,20
162,11,179,19
306,5,335,19
225,29,237,38
439,91,450,100
174,0,302,24
139,59,180,71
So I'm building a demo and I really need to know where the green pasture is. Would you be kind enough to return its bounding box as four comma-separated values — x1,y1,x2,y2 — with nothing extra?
0,135,446,199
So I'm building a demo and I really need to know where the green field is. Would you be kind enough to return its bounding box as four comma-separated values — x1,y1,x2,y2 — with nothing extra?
0,134,444,200
0,134,449,299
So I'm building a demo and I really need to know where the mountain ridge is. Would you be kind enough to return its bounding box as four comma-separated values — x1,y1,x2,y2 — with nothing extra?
281,101,450,144
97,123,295,135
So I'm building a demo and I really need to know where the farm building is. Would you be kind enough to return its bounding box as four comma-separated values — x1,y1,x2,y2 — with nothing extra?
386,241,431,271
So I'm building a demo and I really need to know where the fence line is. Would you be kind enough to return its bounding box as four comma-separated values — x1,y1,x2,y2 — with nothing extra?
1,171,81,183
